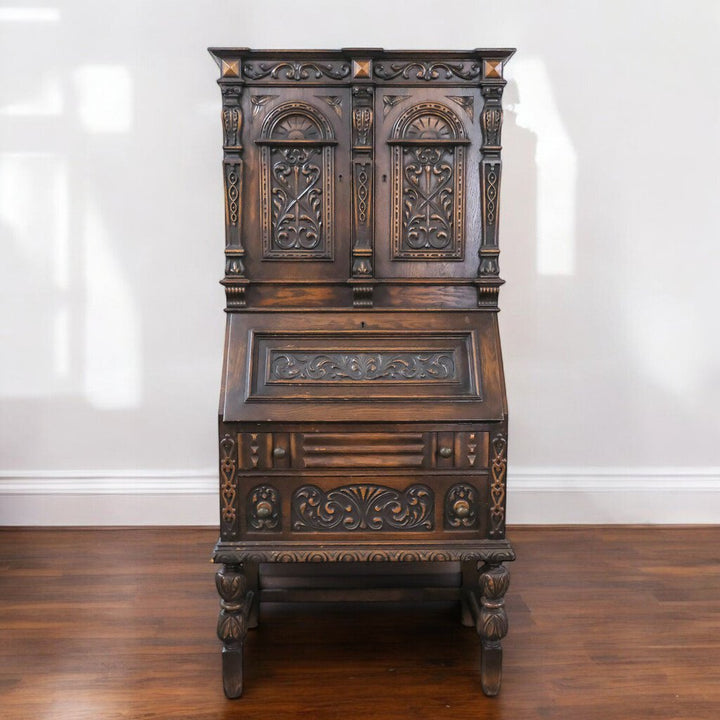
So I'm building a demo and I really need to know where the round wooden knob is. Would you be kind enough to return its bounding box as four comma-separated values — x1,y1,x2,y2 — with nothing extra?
272,446,287,459
452,499,471,518
439,446,453,458
256,501,273,518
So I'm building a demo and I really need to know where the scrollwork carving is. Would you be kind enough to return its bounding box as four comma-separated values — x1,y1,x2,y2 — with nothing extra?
292,484,434,532
269,351,456,382
244,61,350,81
374,61,481,82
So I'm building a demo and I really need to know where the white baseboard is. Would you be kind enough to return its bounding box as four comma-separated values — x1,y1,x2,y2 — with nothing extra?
0,468,718,526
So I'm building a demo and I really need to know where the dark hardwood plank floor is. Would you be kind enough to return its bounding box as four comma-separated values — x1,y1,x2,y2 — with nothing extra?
1,526,719,719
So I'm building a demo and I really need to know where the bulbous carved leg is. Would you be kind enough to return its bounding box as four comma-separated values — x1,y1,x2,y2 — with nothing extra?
216,563,253,698
477,563,510,696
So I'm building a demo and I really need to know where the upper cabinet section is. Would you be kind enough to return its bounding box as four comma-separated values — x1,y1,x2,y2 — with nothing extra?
209,49,514,311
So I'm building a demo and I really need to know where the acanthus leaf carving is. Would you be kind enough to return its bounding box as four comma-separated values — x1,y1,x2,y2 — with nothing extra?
292,484,434,532
374,61,481,82
269,351,456,382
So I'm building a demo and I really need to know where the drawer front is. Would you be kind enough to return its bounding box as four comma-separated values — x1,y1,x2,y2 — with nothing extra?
240,474,490,539
237,430,489,471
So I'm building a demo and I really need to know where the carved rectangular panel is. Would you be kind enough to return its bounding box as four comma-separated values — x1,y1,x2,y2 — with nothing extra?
258,101,336,260
246,330,481,401
388,102,469,261
291,483,434,532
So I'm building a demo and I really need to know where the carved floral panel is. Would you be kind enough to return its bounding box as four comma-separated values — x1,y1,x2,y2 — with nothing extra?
389,103,467,260
258,102,335,260
292,483,434,532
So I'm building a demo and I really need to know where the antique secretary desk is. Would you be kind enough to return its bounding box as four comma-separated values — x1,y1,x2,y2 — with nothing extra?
208,47,515,698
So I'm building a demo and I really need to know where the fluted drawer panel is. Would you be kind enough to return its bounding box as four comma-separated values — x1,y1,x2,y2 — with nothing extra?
300,432,428,469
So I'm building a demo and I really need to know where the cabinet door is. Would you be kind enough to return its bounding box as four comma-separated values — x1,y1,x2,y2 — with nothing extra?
373,88,483,279
242,88,352,281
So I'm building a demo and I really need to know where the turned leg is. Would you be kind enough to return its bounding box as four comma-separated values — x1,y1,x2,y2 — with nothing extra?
477,562,510,696
216,563,253,698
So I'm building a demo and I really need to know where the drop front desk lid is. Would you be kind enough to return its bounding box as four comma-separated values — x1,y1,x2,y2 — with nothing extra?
221,311,507,423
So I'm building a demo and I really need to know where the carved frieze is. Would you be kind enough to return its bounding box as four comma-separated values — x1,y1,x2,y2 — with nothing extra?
374,61,481,82
244,61,351,82
292,484,434,532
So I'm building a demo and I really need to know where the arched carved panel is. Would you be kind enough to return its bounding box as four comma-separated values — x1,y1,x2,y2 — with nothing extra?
388,102,469,260
257,101,336,260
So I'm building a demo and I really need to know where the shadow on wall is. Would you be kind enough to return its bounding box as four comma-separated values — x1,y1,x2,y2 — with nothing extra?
1,4,719,474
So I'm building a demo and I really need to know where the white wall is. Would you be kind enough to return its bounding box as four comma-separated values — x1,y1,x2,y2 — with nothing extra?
1,1,719,524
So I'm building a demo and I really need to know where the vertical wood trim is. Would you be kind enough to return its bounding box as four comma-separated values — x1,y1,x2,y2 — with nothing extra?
350,81,375,306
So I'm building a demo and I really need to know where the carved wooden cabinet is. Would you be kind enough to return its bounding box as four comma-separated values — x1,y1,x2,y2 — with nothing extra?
208,47,515,698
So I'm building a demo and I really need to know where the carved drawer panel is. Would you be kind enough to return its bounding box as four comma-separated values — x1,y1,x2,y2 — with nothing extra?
298,432,428,469
292,482,434,532
236,430,489,471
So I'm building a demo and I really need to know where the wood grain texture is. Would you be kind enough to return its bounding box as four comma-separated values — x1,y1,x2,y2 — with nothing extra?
1,526,719,719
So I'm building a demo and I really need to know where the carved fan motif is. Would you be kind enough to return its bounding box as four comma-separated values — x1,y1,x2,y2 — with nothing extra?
272,114,321,141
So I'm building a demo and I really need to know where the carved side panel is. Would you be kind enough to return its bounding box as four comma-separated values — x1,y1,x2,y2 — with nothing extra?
219,433,239,538
292,484,434,532
489,433,508,538
388,103,468,260
258,101,335,260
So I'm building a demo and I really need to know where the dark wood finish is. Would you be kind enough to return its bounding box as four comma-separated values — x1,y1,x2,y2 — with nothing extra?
208,47,516,696
2,527,720,719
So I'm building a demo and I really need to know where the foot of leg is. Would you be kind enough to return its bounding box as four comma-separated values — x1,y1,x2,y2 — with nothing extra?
216,563,251,698
477,563,510,696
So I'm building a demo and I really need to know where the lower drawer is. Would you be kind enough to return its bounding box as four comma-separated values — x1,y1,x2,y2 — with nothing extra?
240,475,489,540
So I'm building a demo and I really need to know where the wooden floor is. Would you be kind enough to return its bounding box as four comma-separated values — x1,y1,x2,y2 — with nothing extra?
1,527,719,719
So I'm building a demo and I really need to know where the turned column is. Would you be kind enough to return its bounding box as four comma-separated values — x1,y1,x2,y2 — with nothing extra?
215,563,252,698
477,562,510,696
